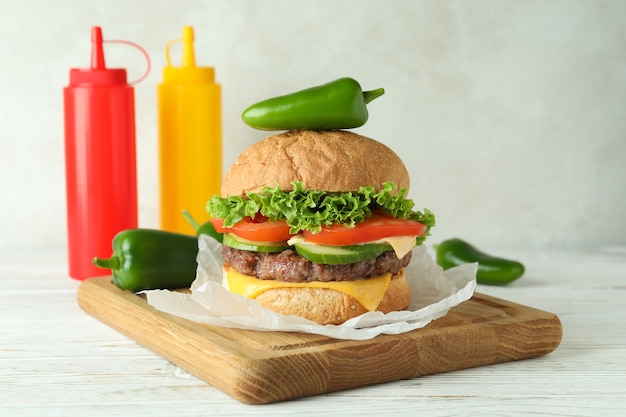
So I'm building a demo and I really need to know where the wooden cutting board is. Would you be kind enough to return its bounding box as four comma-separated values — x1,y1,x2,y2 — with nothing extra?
77,277,562,404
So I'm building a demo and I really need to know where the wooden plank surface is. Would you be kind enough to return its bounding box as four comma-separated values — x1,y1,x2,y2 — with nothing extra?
76,276,562,404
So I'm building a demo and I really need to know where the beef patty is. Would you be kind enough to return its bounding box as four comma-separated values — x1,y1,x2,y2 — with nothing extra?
222,246,412,283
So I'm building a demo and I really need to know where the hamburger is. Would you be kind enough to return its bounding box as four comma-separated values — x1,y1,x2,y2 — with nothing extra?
207,129,435,325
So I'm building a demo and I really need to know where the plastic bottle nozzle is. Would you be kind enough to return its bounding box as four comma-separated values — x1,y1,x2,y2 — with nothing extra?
181,26,196,67
163,26,214,84
69,26,129,86
90,26,106,69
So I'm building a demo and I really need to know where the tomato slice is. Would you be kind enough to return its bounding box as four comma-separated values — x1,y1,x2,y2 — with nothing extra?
210,217,292,243
210,218,228,233
302,213,426,246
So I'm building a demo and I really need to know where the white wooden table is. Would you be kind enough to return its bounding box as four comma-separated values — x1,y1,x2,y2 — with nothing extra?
2,246,625,416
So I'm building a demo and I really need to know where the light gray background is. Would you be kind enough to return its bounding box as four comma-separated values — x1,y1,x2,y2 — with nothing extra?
1,0,624,252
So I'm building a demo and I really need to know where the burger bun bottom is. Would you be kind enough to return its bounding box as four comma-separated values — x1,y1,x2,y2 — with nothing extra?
225,268,410,325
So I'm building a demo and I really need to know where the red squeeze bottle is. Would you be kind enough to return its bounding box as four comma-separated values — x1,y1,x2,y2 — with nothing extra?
64,27,139,280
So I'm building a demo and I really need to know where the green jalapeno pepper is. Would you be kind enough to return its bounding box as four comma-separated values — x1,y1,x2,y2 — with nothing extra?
92,229,199,292
241,77,384,130
182,210,223,243
435,238,525,285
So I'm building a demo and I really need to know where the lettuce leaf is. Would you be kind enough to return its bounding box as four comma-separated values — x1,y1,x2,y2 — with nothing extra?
207,181,435,243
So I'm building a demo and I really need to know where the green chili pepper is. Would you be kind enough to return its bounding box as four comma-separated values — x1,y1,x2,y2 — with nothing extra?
92,229,199,292
182,209,223,243
435,238,525,285
241,77,385,130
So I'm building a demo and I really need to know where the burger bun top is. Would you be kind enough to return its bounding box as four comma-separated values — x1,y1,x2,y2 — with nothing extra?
221,130,410,197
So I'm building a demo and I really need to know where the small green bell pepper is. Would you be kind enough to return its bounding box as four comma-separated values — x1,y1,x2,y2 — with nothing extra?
92,228,199,292
241,77,385,130
182,209,223,243
435,238,525,285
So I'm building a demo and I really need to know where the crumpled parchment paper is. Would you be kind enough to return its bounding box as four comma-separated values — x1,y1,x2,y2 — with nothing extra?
145,235,477,340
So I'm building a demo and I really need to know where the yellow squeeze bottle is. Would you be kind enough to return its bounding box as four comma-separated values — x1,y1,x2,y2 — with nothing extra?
158,26,221,234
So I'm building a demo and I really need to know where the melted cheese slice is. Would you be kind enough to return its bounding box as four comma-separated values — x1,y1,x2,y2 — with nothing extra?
225,269,392,311
373,236,416,259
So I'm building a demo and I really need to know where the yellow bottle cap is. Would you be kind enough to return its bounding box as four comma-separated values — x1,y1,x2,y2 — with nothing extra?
163,26,214,84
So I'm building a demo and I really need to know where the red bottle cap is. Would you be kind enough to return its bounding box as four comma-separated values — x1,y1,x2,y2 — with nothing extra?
68,27,128,86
